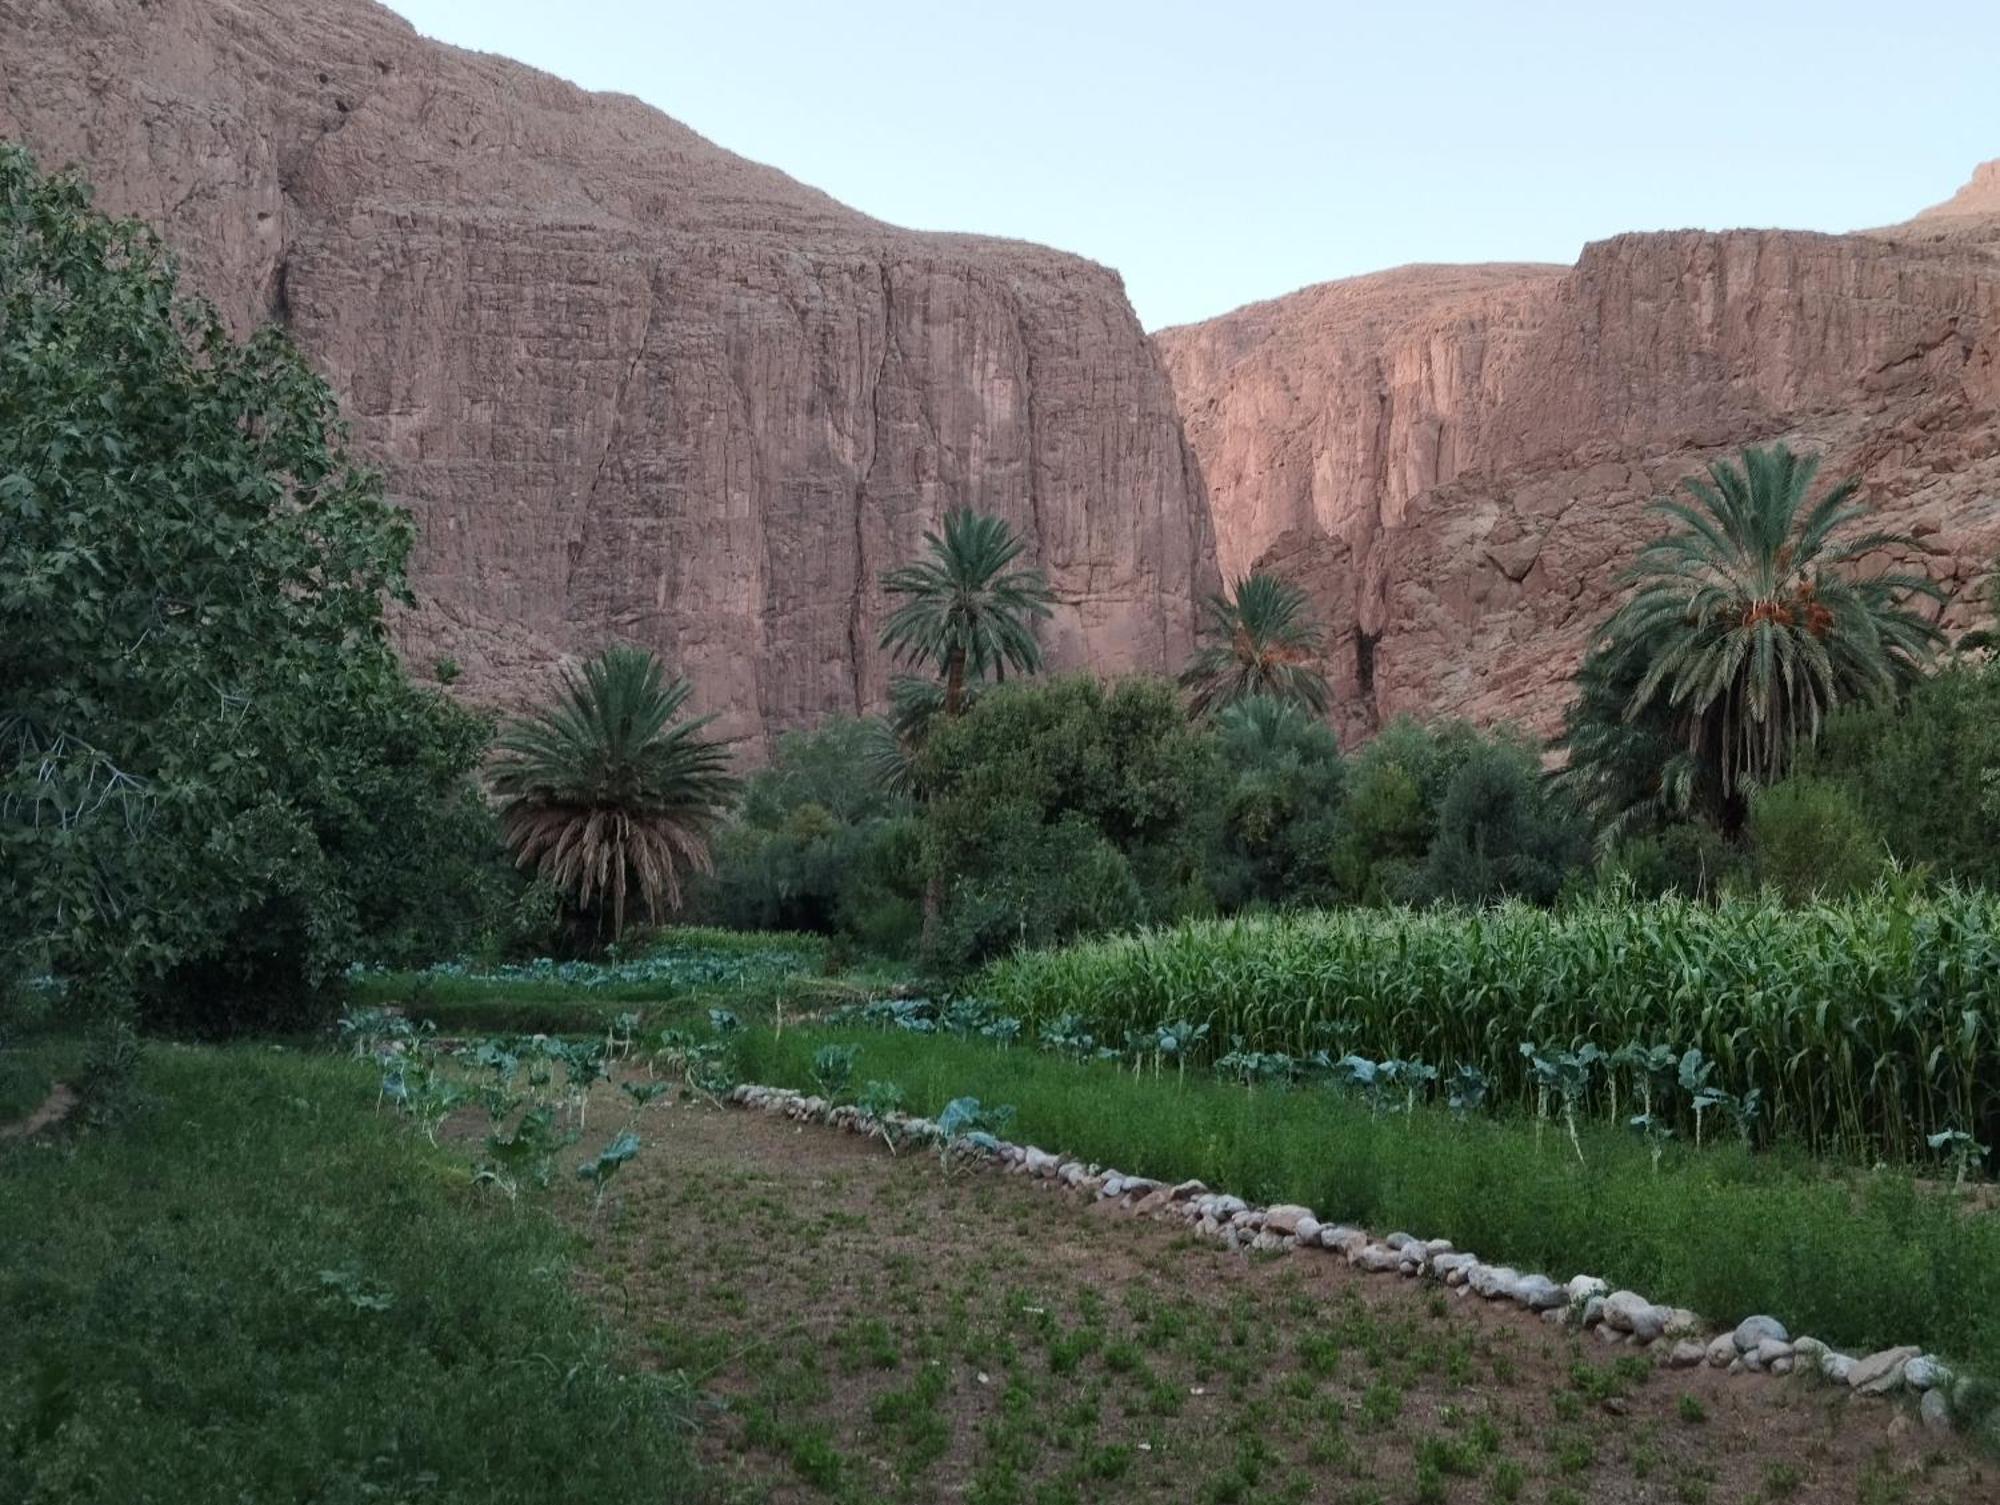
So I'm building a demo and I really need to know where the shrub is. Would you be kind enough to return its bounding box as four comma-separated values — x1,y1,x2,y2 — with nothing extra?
1748,779,1883,904
1420,740,1588,906
1804,659,2000,886
1598,823,1743,902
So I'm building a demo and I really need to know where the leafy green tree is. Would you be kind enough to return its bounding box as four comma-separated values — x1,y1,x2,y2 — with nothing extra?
697,717,921,945
1208,695,1346,908
1588,444,1943,828
0,145,492,1036
491,646,738,943
918,675,1216,968
1180,571,1331,718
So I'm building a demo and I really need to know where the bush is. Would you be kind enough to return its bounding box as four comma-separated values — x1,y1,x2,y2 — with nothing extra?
1749,778,1883,904
696,718,920,949
1420,740,1588,906
1598,822,1744,902
928,812,1145,971
1804,659,2000,886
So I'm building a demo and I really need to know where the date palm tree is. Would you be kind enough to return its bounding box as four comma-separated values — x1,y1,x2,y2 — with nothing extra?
1592,443,1943,827
491,645,738,941
1180,571,1330,718
876,508,1052,934
878,508,1054,717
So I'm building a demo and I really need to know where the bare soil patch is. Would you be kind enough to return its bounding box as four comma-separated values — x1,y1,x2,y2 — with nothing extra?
560,1088,1990,1505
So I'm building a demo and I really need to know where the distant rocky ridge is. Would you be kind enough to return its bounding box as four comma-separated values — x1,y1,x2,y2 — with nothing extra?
1158,170,2000,743
0,0,1217,746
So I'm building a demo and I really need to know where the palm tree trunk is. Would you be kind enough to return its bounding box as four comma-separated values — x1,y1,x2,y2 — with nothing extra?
921,645,970,950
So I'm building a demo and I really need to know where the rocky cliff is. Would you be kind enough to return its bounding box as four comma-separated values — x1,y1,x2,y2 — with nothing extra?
1159,173,2000,743
0,0,1217,745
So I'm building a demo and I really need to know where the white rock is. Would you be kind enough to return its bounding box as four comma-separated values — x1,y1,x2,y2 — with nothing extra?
1770,1357,1794,1376
1791,1336,1827,1364
1604,1291,1667,1342
1663,1309,1701,1339
1424,1238,1455,1256
1251,1231,1285,1252
1904,1355,1949,1391
1705,1333,1738,1368
1733,1315,1789,1353
1350,1243,1404,1274
1849,1346,1921,1396
1921,1387,1952,1430
1168,1178,1207,1200
1293,1216,1321,1246
1566,1274,1609,1305
1581,1295,1607,1328
1821,1352,1856,1384
1467,1264,1524,1300
1668,1341,1707,1369
1513,1274,1567,1311
1261,1204,1311,1235
1384,1231,1418,1251
1444,1267,1468,1287
1430,1252,1478,1278
1754,1339,1796,1367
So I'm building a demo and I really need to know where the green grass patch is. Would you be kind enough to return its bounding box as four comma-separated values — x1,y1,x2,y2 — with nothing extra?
0,1035,83,1122
0,1045,694,1502
738,1026,2000,1379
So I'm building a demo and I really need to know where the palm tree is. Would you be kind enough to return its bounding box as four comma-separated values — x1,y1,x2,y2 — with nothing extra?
1590,443,1943,827
1180,571,1330,718
876,509,1051,937
491,646,738,941
878,509,1053,719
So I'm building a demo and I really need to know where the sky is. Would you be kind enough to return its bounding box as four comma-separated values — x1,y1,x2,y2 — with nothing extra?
382,1,2000,330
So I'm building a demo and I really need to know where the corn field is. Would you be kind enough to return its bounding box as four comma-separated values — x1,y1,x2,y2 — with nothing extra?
983,891,2000,1165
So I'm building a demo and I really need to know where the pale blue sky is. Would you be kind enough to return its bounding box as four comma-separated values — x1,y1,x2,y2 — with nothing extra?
384,1,2000,329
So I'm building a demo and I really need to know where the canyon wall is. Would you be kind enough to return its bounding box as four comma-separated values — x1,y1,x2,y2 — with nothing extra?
0,0,1217,746
1159,174,2000,743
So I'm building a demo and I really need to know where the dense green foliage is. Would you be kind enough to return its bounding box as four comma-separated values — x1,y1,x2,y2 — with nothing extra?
1746,778,1883,904
695,717,922,948
0,1046,692,1501
0,146,496,1035
739,1026,2000,1379
491,646,737,942
985,891,2000,1162
1180,571,1331,718
919,674,1215,967
1803,657,2000,887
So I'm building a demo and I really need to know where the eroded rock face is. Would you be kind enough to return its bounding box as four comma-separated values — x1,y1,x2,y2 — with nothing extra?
0,0,1217,745
1159,174,2000,743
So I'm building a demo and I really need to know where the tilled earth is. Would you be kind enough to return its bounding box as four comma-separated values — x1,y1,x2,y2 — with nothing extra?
566,1087,1990,1505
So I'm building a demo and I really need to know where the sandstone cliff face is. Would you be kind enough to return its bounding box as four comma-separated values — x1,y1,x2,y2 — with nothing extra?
0,0,1217,745
1159,176,2000,743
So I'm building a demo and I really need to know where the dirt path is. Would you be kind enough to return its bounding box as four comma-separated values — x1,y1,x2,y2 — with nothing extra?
0,1082,76,1141
569,1092,1988,1505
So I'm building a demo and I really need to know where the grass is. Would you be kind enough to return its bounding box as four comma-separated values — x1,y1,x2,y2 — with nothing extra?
0,1045,695,1503
737,1026,2000,1382
0,1035,82,1122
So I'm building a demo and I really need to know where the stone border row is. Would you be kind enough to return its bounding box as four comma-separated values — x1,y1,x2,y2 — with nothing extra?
728,1082,1965,1432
